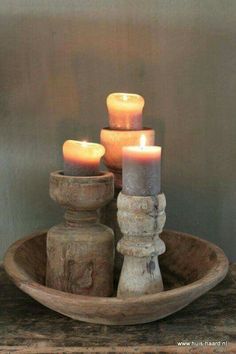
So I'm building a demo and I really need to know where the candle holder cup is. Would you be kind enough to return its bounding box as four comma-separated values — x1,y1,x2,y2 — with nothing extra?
46,171,114,297
100,127,155,189
117,192,166,297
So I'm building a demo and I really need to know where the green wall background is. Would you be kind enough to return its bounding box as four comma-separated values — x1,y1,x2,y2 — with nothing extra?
0,0,235,260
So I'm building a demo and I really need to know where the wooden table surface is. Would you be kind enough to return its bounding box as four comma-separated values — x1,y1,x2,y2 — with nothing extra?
0,264,235,353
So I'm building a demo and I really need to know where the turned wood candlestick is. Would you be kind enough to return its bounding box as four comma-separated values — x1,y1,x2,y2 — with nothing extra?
100,127,155,279
117,192,166,297
46,171,114,297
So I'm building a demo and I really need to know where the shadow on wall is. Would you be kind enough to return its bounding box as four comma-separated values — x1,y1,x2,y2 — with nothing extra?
0,12,235,260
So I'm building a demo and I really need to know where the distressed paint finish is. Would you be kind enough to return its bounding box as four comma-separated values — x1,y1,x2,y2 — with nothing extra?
0,264,235,351
46,171,115,296
117,193,166,297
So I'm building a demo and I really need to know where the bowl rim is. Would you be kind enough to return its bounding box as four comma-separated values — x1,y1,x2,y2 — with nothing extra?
4,229,229,306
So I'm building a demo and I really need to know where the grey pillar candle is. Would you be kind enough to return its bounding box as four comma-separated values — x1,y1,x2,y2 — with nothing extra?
122,139,161,196
63,140,105,176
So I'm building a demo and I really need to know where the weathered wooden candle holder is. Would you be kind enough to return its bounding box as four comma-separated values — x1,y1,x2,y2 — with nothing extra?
46,170,115,297
100,127,155,279
117,192,166,297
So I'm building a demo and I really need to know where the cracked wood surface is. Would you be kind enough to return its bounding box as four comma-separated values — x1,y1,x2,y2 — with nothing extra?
0,264,235,353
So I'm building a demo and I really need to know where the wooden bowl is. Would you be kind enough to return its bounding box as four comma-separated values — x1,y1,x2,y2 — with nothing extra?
4,230,228,325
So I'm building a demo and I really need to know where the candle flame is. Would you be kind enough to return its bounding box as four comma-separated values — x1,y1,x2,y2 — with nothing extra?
122,94,128,101
140,134,146,149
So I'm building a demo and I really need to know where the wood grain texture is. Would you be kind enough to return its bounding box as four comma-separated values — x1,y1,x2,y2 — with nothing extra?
0,264,235,352
100,190,124,283
117,193,166,297
0,0,236,262
46,171,114,296
4,229,229,325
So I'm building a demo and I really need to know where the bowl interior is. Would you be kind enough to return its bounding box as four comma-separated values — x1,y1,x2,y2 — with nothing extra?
13,230,219,294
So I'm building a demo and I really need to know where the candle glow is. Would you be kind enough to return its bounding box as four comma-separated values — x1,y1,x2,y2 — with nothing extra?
63,140,105,176
106,92,145,130
100,128,155,171
140,134,146,149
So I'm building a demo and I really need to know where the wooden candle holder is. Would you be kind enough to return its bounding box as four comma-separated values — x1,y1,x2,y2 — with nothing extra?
100,127,155,279
100,188,123,284
46,171,114,297
117,192,166,297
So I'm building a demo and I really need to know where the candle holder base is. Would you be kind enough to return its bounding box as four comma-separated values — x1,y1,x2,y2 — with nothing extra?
117,192,166,297
46,171,115,297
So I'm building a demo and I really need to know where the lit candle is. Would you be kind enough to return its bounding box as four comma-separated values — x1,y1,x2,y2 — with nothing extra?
107,93,145,130
122,135,161,196
63,140,105,176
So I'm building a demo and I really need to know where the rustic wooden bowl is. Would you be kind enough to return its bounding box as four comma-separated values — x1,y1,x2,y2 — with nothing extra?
4,230,228,325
